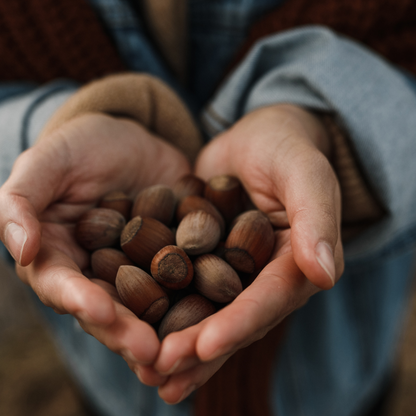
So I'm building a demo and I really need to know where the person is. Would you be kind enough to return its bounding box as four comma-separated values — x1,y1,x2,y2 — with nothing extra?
0,1,415,415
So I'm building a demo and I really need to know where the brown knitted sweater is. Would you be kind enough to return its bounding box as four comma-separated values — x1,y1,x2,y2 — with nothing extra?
0,0,125,83
1,0,416,84
1,0,416,85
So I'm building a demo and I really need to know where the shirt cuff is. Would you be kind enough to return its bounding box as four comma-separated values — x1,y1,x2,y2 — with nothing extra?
0,81,78,187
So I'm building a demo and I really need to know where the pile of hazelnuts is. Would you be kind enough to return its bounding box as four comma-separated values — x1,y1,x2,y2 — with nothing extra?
75,174,275,339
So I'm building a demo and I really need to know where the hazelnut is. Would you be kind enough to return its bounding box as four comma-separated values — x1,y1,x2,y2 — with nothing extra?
158,294,216,339
131,184,176,226
75,208,126,251
91,248,134,285
176,210,221,256
98,191,132,220
116,265,169,324
224,210,275,274
204,174,245,224
173,174,206,201
193,254,242,303
176,195,225,237
150,245,193,290
121,216,175,269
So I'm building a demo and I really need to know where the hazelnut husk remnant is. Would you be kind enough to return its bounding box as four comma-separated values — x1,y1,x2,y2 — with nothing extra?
173,174,206,201
98,191,132,220
193,254,242,303
91,248,134,285
75,208,126,251
121,216,175,269
158,294,216,339
151,245,193,290
225,210,275,274
131,184,176,226
176,210,221,256
116,265,169,324
204,174,245,224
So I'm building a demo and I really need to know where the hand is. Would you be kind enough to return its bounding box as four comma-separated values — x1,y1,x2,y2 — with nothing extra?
149,104,344,403
0,112,190,376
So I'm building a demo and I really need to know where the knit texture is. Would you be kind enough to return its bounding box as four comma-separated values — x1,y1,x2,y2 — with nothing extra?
230,0,416,76
38,73,204,163
0,0,125,83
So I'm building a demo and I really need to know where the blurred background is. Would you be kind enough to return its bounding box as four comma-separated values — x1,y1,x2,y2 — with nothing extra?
1,256,415,416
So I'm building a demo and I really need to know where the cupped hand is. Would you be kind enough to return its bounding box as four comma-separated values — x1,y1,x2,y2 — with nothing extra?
0,112,191,370
150,104,344,403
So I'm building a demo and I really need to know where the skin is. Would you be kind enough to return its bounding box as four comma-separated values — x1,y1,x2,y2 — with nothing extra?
0,104,344,405
0,112,190,382
148,104,344,403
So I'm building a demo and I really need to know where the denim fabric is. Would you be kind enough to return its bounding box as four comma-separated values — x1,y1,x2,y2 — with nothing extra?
87,0,177,85
0,81,77,187
274,250,415,416
187,0,287,106
34,299,192,416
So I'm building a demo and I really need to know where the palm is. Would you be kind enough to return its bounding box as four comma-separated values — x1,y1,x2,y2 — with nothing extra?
150,104,343,403
3,113,191,375
151,227,319,404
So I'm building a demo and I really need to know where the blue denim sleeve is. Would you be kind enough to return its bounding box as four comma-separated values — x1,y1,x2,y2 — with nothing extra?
0,80,78,262
0,80,78,188
201,25,416,262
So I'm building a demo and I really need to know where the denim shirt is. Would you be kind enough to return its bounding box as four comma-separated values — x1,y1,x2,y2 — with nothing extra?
0,2,416,416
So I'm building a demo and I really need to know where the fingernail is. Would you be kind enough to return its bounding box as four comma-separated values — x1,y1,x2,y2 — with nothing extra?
134,366,144,383
121,349,139,365
160,358,182,375
170,384,197,405
315,242,336,286
4,222,27,265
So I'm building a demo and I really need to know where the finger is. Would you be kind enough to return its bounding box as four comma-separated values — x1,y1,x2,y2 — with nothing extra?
80,280,162,370
194,132,234,181
16,227,115,325
277,147,344,289
155,321,210,375
133,364,169,387
195,253,318,362
158,354,231,404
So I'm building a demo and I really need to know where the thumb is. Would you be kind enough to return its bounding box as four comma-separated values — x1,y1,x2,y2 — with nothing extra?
283,149,344,290
0,146,65,266
194,133,234,180
1,196,41,266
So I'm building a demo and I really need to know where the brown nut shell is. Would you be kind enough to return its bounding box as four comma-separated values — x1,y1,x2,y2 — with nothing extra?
91,248,134,285
158,294,216,339
204,174,245,224
121,216,175,269
176,195,225,237
151,245,193,290
116,265,169,324
98,191,133,220
131,185,176,226
193,254,242,303
176,210,221,256
75,208,126,251
224,210,275,274
173,174,206,201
